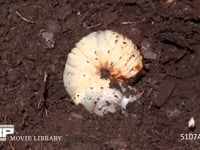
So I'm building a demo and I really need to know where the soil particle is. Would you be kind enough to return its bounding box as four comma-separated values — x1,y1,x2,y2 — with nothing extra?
40,31,55,49
154,78,176,107
141,38,157,60
55,4,72,21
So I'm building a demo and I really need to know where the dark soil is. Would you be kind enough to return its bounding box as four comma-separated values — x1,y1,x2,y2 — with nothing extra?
1,0,200,149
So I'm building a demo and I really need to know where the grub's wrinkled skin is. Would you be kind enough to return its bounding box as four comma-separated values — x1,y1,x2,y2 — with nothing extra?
63,30,143,116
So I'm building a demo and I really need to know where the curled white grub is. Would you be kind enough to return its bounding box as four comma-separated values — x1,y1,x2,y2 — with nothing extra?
63,30,143,116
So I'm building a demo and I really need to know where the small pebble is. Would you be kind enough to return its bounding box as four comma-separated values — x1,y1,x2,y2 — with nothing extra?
188,117,195,130
141,39,157,60
40,31,55,49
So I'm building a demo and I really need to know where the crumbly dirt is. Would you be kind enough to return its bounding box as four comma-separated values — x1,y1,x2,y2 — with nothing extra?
1,0,200,149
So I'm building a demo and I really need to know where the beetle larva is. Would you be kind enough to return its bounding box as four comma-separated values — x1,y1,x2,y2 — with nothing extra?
63,30,143,116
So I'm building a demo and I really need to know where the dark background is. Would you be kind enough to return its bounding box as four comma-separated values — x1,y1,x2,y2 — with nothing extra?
1,0,200,149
